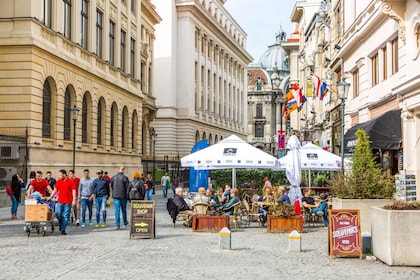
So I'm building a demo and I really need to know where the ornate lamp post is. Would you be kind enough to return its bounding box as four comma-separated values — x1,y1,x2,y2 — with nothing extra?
337,78,350,172
150,127,157,183
71,105,80,172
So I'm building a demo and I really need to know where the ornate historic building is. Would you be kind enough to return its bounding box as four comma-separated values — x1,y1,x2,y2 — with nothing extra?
0,0,161,181
247,29,291,156
152,0,252,162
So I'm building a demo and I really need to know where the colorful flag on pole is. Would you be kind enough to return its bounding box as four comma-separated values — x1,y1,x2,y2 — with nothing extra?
283,90,297,118
320,82,329,101
312,74,321,97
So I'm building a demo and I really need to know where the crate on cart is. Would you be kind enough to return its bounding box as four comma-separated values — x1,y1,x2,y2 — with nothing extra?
25,204,52,222
24,203,55,236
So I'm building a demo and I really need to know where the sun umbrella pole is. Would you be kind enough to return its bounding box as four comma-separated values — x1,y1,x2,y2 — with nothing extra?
232,168,236,188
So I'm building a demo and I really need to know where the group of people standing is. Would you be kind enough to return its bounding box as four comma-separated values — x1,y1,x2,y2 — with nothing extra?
10,167,182,235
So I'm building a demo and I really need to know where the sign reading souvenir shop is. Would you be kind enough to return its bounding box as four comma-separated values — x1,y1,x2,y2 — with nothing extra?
130,201,155,239
328,209,362,259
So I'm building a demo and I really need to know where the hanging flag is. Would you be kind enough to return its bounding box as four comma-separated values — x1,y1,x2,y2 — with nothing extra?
306,81,313,97
284,91,297,118
312,74,321,97
296,86,307,112
320,82,329,101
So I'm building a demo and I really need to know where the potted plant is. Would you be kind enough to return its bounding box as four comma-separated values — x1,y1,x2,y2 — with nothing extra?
266,188,303,233
330,129,395,233
371,201,420,266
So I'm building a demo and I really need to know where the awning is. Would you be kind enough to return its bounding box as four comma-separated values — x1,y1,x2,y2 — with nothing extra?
344,109,401,152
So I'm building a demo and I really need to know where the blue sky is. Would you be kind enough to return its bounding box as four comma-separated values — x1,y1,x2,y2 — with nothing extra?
224,0,297,62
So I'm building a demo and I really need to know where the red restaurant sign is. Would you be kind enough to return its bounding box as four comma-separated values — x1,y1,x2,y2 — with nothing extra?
328,209,362,259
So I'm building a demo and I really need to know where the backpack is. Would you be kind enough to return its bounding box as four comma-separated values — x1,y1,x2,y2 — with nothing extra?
129,180,145,200
6,185,13,196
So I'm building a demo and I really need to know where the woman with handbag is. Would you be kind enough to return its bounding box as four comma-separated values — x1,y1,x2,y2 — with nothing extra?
10,174,24,220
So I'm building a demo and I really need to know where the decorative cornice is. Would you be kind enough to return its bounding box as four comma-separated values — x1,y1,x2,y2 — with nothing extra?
380,0,406,43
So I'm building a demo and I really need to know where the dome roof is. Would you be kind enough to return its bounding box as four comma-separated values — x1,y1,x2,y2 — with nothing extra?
256,28,289,72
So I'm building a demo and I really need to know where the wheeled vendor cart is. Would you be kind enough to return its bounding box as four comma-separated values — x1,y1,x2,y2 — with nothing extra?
24,203,55,236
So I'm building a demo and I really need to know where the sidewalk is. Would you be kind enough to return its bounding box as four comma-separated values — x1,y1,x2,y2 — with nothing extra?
1,192,419,280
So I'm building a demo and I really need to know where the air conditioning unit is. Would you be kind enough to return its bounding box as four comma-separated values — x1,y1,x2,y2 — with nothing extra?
0,166,17,181
0,145,20,159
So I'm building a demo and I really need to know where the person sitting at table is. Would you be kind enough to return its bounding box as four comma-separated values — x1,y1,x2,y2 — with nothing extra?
301,188,328,227
192,187,209,204
222,188,240,216
206,188,220,207
258,186,273,226
221,184,231,204
173,187,194,227
276,186,291,204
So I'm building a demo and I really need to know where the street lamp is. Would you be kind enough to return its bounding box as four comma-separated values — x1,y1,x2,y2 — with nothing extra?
150,127,157,185
337,78,350,171
71,105,80,172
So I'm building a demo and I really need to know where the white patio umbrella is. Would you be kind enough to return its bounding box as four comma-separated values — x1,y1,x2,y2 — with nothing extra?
284,135,302,206
181,135,277,188
277,142,346,187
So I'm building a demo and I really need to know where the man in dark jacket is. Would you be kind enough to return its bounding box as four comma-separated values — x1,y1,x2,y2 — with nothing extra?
173,187,193,227
111,166,130,230
91,170,110,228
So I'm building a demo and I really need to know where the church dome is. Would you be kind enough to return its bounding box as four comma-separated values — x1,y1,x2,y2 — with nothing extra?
256,28,290,72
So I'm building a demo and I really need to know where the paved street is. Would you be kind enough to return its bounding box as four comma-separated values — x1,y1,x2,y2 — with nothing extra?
1,191,420,280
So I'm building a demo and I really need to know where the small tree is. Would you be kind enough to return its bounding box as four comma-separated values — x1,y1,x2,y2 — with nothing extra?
331,129,395,199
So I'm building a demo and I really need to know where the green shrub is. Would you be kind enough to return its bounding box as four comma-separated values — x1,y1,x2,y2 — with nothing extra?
331,129,395,199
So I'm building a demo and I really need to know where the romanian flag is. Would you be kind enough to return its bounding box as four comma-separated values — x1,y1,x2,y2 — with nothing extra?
320,82,329,101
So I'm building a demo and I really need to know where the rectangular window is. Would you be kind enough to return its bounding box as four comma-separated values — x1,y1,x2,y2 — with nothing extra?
195,29,199,49
382,46,387,80
392,38,398,74
96,10,103,57
130,38,135,77
120,30,126,71
42,0,52,28
109,21,115,65
353,69,359,98
372,53,379,86
131,0,135,12
63,0,72,40
255,123,264,138
81,0,88,49
256,103,263,118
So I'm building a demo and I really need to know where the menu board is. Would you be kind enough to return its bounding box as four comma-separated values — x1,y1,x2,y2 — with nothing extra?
130,200,155,239
328,209,362,259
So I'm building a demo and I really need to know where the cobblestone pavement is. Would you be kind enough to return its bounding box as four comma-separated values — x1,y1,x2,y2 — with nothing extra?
1,191,420,280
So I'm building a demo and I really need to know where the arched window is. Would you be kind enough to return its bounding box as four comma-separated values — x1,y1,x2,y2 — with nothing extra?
82,94,88,143
97,98,104,145
122,106,128,148
141,121,146,155
132,110,138,150
42,80,52,138
110,102,118,147
195,131,200,142
64,87,71,140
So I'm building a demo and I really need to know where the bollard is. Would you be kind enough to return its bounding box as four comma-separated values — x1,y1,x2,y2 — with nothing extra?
219,227,231,250
288,230,301,252
362,231,372,254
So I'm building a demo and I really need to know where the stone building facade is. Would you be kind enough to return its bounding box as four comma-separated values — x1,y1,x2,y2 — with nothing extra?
0,0,161,181
152,0,253,162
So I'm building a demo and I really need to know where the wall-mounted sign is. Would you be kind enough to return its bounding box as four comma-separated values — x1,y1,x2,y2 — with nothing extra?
329,209,362,259
130,200,155,239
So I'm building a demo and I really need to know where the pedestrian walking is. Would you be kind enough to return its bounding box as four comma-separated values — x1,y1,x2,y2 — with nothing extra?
172,174,180,196
145,172,154,200
160,172,170,198
91,170,110,228
48,169,76,235
78,169,95,227
10,174,24,220
111,166,130,230
69,170,81,226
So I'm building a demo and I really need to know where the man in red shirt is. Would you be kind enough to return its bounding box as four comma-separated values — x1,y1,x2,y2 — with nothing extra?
48,170,76,235
69,170,81,226
26,171,53,197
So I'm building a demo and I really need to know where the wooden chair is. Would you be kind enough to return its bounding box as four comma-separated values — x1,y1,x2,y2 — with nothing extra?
241,199,262,227
192,203,209,215
223,201,242,229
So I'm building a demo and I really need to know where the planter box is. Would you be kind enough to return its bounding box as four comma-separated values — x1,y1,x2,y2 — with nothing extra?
192,215,229,232
267,215,303,233
332,198,391,233
371,206,420,266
